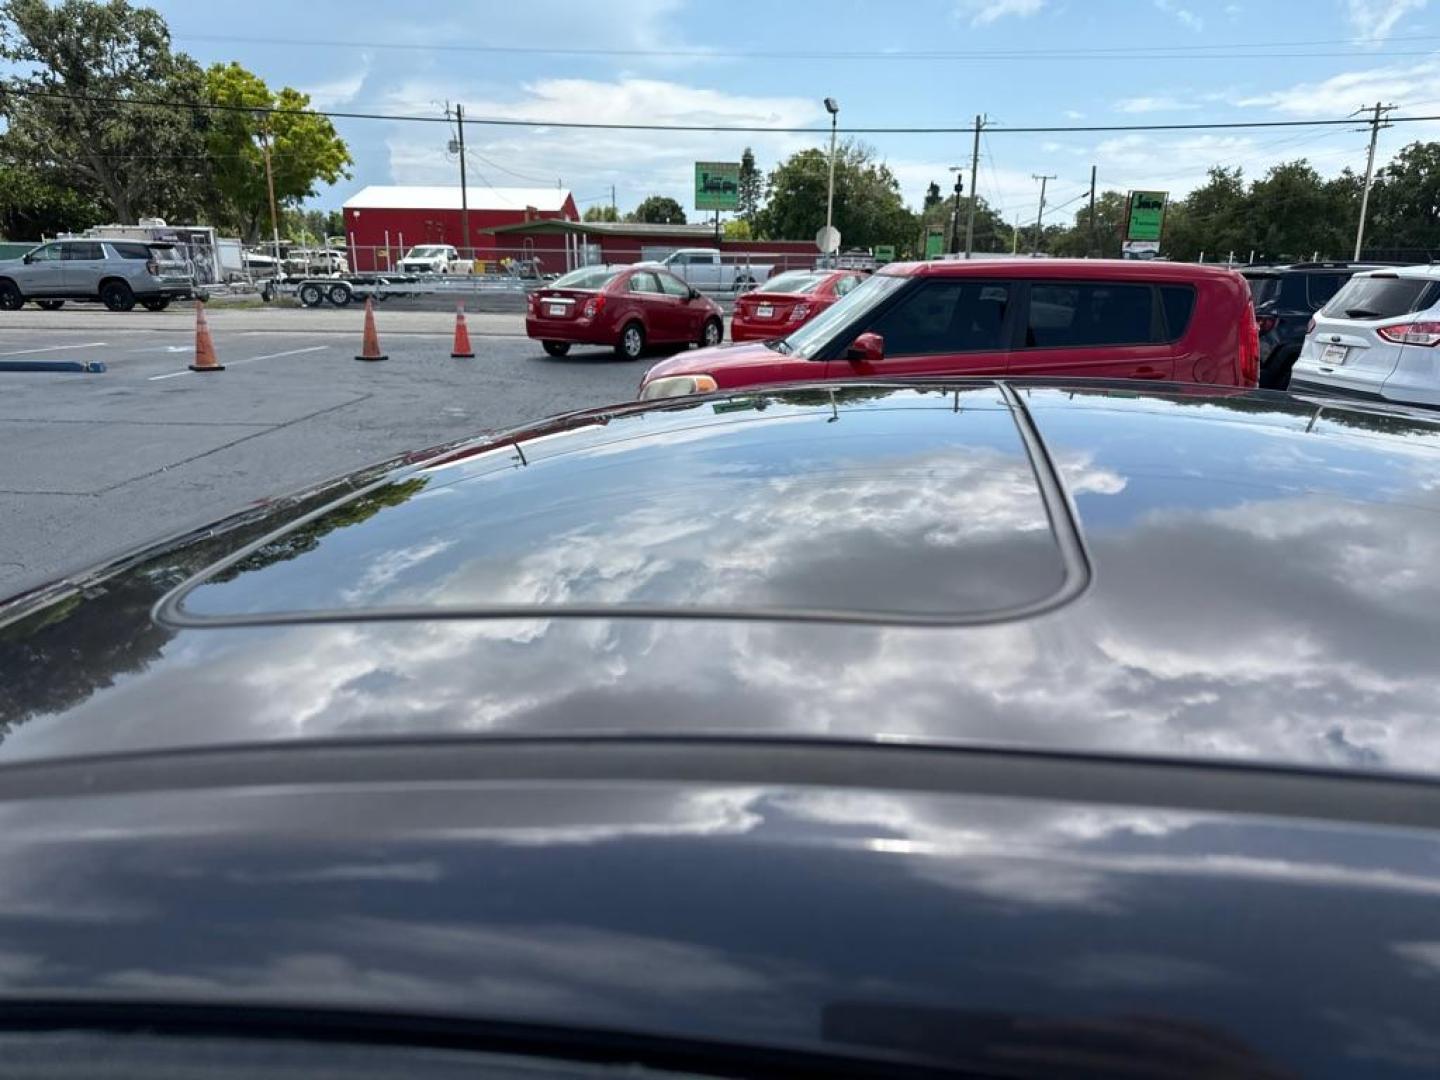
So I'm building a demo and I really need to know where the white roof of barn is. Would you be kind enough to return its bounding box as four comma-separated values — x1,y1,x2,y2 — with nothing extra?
343,185,572,213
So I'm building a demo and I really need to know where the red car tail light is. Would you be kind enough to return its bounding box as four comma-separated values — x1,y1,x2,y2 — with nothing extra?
1255,315,1277,334
1377,322,1440,345
1239,305,1260,386
583,295,605,319
790,303,810,321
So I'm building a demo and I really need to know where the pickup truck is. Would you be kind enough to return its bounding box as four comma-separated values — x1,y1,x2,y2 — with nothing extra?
397,245,472,275
655,248,772,292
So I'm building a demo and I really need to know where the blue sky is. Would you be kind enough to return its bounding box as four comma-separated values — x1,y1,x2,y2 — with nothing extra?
150,0,1440,229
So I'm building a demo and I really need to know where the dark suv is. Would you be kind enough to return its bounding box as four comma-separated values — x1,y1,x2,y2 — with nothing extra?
1242,261,1398,389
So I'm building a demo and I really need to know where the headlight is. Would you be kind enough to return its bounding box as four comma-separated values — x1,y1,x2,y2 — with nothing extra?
639,374,719,400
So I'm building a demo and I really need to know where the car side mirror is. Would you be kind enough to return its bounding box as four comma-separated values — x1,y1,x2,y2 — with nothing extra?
688,287,700,300
846,332,884,363
22,254,33,264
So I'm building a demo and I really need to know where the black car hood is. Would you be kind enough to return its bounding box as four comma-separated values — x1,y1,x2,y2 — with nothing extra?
4,381,1440,784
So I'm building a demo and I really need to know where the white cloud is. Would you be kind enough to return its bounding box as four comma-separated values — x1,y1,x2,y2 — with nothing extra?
1113,96,1201,114
1064,109,1085,120
379,77,819,207
1154,0,1203,30
1346,0,1428,44
1237,55,1440,115
955,0,1046,26
299,61,369,110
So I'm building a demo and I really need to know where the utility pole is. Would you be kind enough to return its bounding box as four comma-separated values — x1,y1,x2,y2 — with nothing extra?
1088,165,1098,258
1354,101,1395,260
454,104,469,260
1031,173,1056,255
823,97,840,266
964,114,985,258
948,167,964,254
258,119,281,271
610,184,617,219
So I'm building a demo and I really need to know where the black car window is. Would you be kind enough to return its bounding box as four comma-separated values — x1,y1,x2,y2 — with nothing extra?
1159,285,1196,341
628,271,664,295
1025,283,1155,348
1246,275,1280,306
110,242,153,260
62,241,104,260
656,272,690,297
27,243,62,262
1306,273,1346,309
865,280,1011,355
1323,276,1436,320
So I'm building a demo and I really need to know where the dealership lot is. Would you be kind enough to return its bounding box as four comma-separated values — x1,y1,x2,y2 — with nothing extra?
0,307,660,597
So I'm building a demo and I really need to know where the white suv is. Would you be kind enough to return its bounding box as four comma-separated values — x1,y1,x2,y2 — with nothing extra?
1290,265,1440,407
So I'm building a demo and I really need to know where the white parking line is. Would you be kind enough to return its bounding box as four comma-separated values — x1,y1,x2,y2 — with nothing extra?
0,341,107,357
148,345,330,381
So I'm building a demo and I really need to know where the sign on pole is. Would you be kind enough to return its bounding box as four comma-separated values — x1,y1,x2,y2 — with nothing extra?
924,229,945,259
1125,191,1168,242
695,162,741,211
874,244,896,263
816,225,841,254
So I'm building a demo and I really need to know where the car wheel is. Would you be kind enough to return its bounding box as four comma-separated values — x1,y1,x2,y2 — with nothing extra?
298,282,325,308
139,298,169,312
0,281,23,311
617,321,646,360
36,299,64,311
327,283,352,307
542,341,571,357
100,280,136,312
698,317,723,348
736,275,756,291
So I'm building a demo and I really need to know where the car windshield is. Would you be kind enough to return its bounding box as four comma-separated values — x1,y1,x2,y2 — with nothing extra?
780,272,909,357
408,246,447,257
551,267,621,289
1322,276,1436,320
759,271,827,294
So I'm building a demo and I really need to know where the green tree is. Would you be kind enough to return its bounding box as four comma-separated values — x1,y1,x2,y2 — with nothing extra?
0,0,210,223
627,195,686,224
737,147,762,228
0,159,106,238
923,181,943,211
1049,190,1127,258
722,217,751,240
204,62,352,242
582,204,619,222
1243,160,1348,261
1163,166,1249,261
756,141,916,249
1368,142,1440,251
281,207,343,245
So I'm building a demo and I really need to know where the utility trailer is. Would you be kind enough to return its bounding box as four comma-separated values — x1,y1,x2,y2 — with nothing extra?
262,270,539,308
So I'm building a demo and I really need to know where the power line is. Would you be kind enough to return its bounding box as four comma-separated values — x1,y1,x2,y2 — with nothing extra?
11,85,1440,136
169,30,1440,63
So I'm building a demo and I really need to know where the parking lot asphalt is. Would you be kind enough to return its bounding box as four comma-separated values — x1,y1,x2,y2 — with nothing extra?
0,307,674,599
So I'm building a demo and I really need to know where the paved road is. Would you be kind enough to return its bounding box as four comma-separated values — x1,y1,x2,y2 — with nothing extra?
0,313,666,599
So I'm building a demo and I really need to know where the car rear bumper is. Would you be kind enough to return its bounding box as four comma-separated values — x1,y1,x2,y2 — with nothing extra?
731,318,799,342
525,315,612,345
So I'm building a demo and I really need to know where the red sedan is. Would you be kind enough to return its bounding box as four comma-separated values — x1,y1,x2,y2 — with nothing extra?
639,259,1260,398
730,269,868,341
526,265,725,360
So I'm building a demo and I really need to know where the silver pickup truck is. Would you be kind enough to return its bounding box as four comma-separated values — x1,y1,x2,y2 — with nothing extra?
656,248,772,292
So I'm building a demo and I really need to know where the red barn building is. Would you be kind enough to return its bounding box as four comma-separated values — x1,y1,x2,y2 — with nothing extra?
342,185,578,272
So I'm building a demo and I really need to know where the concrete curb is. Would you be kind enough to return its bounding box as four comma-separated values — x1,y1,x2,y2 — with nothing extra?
0,359,106,373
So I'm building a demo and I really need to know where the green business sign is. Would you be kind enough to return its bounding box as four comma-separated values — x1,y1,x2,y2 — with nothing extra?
924,230,945,259
1126,190,1168,241
874,244,896,263
695,162,740,211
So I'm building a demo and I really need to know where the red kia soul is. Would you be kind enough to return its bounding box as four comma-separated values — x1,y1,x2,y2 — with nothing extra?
639,259,1259,398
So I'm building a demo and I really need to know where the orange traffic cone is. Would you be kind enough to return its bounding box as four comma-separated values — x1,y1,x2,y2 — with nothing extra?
355,297,388,362
451,303,475,358
188,300,224,372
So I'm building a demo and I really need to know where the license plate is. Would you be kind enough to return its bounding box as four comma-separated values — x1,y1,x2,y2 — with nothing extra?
756,305,773,318
1321,343,1348,366
548,304,567,317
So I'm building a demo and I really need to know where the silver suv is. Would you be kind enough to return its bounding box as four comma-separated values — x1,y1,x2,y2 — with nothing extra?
0,239,195,312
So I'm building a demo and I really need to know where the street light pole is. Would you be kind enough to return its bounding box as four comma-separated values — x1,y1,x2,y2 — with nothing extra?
824,97,839,265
